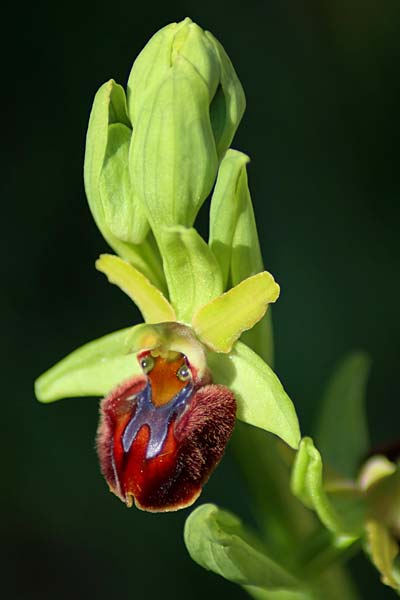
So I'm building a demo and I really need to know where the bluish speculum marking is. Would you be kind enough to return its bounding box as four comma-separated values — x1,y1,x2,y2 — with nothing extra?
122,381,194,459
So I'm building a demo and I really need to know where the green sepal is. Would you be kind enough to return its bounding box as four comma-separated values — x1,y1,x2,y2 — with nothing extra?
291,437,364,538
192,271,279,353
364,520,400,592
184,504,300,592
34,326,144,403
99,123,149,244
84,79,165,290
129,52,218,231
160,226,223,322
95,254,176,323
208,341,300,449
315,352,371,479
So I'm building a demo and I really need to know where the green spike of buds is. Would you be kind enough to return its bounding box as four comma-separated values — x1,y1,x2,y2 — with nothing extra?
84,18,245,278
127,17,246,233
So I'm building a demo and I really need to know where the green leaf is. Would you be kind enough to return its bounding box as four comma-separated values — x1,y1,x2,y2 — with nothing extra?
95,254,176,323
208,341,300,449
35,326,143,402
184,504,300,591
364,520,400,592
315,352,371,479
192,271,279,352
160,226,223,322
291,438,364,538
84,79,166,291
100,123,148,244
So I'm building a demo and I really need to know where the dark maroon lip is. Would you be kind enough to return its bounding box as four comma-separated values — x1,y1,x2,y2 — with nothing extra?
96,367,237,512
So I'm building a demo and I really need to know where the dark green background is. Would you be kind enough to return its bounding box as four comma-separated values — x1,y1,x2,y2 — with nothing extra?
3,0,400,598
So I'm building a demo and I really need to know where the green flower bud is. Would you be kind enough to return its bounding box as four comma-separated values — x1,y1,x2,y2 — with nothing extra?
85,80,149,245
84,79,165,291
127,17,246,232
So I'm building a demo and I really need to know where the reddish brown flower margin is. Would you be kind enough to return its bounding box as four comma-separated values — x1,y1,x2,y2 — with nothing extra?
97,350,236,512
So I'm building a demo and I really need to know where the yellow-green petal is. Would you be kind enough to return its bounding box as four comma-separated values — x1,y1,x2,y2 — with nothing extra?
96,253,176,323
192,271,279,353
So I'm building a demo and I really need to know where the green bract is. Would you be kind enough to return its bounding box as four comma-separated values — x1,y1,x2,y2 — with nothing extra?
184,504,301,595
210,149,274,363
184,503,360,600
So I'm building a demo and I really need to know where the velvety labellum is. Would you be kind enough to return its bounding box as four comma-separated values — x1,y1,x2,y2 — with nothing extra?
97,351,236,512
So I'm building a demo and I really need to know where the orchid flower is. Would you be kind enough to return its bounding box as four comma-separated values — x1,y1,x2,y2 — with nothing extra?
35,249,299,511
34,18,300,512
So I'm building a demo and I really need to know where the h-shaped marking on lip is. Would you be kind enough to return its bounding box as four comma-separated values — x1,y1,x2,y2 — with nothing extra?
121,381,194,459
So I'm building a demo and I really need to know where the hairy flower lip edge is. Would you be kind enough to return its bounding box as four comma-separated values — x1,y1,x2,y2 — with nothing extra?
97,346,237,512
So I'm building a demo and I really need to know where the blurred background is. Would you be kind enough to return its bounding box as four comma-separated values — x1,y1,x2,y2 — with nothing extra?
2,0,400,597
